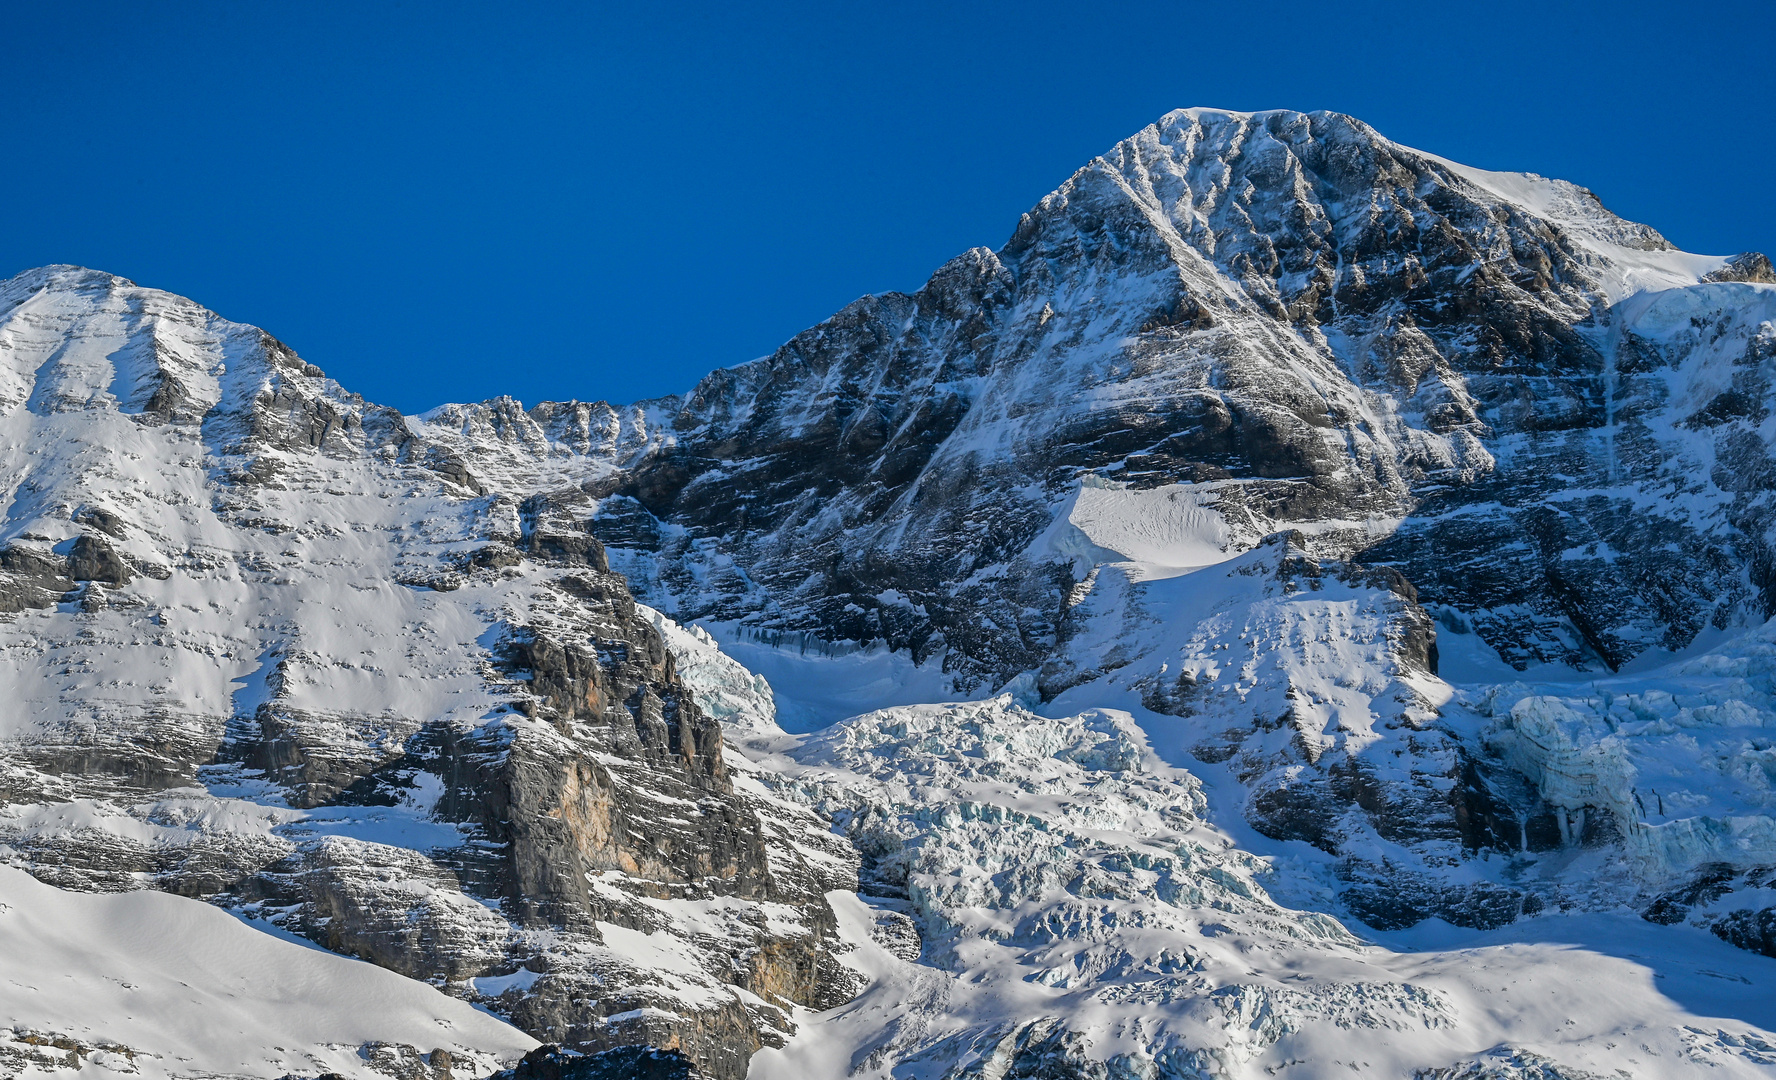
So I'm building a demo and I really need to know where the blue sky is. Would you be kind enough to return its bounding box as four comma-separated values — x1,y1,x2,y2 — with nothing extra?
3,1,1770,413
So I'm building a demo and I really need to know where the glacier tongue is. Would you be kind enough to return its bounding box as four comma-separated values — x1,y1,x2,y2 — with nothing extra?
649,612,1776,1079
630,601,1775,1078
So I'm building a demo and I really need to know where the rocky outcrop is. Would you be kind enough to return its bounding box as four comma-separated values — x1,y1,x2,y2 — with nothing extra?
66,533,131,584
220,544,862,1078
501,1044,704,1080
0,541,72,613
259,836,513,979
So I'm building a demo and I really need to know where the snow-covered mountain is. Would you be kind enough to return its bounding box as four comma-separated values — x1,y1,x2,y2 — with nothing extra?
429,108,1774,682
0,266,857,1078
1,107,1774,1079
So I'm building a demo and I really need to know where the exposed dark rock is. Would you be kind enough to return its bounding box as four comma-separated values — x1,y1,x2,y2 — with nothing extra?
359,1042,466,1080
201,331,410,462
1640,863,1776,960
1340,873,1536,933
471,544,525,570
1703,251,1776,284
67,533,132,585
1710,906,1776,958
1642,862,1741,925
72,506,127,538
248,836,510,979
417,444,487,494
527,531,608,570
502,1044,704,1080
0,542,73,613
934,1016,1197,1079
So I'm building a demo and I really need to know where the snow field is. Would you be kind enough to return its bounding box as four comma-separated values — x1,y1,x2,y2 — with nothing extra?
0,865,535,1079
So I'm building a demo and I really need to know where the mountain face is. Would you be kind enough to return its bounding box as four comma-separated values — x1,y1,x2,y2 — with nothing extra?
1,107,1775,1080
439,108,1774,684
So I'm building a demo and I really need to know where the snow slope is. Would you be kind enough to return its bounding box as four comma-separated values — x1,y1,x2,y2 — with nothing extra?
0,865,535,1079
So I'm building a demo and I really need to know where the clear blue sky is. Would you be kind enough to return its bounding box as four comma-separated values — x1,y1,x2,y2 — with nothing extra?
3,1,1770,413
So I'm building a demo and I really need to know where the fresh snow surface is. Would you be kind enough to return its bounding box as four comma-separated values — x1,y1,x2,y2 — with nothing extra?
1035,475,1252,582
0,865,535,1078
699,622,961,734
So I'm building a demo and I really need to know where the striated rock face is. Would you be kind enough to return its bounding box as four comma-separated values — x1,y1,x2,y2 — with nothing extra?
0,266,857,1080
499,1043,704,1080
261,835,514,980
